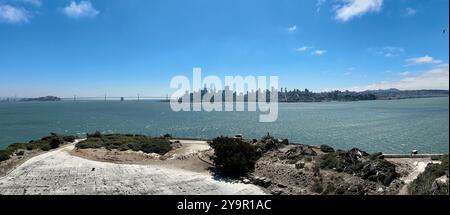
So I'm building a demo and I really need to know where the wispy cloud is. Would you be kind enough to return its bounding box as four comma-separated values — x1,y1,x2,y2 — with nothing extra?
287,25,297,33
313,50,327,56
294,46,313,52
316,0,326,13
405,7,417,16
405,55,442,66
343,67,355,76
0,4,30,24
335,0,383,22
294,46,327,56
62,1,99,19
367,46,404,57
346,64,449,91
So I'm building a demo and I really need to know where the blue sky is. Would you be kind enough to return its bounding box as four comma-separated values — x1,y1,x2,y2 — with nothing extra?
0,0,448,97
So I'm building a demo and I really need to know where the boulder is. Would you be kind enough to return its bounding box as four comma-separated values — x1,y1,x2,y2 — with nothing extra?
271,189,283,195
283,145,317,160
262,178,272,188
361,159,397,186
431,175,449,195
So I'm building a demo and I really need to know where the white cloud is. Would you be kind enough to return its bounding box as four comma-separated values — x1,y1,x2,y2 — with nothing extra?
294,46,313,52
63,1,99,18
335,0,383,22
313,50,327,55
346,64,449,91
287,25,297,33
405,7,416,16
0,4,29,24
405,55,442,66
368,46,404,57
400,71,411,76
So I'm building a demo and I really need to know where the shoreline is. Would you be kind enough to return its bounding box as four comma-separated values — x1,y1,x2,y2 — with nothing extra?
1,94,447,103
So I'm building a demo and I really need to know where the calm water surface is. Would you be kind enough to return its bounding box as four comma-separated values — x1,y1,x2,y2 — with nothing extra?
0,97,448,153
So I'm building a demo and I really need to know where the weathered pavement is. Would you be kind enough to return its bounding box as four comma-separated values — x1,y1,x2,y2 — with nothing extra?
0,142,266,195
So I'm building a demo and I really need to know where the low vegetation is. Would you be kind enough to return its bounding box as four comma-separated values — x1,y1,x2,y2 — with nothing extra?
319,144,335,153
209,136,261,177
318,152,340,169
75,132,172,155
409,156,449,195
0,133,77,162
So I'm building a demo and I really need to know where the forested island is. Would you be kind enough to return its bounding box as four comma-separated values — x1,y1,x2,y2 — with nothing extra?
0,96,61,102
19,96,61,102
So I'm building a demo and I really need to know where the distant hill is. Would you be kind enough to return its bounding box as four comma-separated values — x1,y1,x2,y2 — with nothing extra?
20,96,61,102
278,88,448,102
363,89,449,100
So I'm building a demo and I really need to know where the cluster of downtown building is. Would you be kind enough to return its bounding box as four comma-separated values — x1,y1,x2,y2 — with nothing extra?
176,85,278,103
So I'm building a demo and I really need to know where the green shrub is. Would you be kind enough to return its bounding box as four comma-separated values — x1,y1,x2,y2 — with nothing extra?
162,133,172,138
318,152,340,169
140,142,171,154
75,134,172,155
409,156,449,195
0,133,77,162
209,136,261,177
320,144,335,153
41,145,51,151
63,135,77,143
88,131,103,138
0,150,10,162
49,137,62,149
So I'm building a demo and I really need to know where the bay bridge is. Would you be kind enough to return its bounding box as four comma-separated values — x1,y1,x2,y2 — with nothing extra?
61,94,177,101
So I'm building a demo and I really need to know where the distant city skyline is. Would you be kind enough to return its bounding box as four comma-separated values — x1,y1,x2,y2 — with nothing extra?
0,0,449,97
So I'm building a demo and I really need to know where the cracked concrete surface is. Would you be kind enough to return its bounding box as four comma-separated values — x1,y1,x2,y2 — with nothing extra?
0,142,266,195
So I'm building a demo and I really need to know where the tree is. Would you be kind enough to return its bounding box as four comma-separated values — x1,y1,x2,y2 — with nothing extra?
209,136,261,177
0,150,10,162
49,137,61,149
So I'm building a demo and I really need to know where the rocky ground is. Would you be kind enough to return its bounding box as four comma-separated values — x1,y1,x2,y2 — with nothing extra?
238,134,447,195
